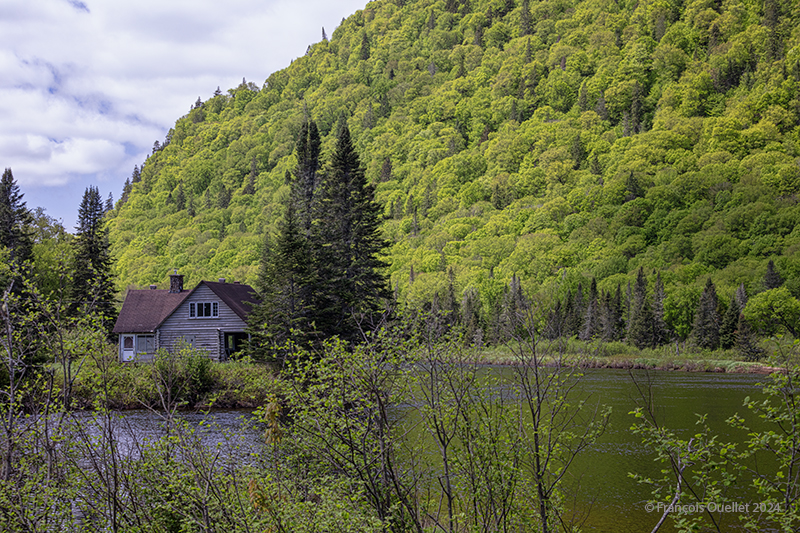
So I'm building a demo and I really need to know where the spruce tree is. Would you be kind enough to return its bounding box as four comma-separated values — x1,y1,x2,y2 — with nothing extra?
71,186,116,334
174,182,186,211
565,283,584,337
628,268,653,348
294,117,321,233
461,286,483,346
520,0,531,36
764,259,784,290
737,313,764,361
693,278,720,350
719,295,740,350
311,118,390,341
579,278,599,341
0,168,34,266
248,199,316,358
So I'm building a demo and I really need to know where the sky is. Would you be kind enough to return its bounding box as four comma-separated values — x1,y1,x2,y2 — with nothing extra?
0,0,367,231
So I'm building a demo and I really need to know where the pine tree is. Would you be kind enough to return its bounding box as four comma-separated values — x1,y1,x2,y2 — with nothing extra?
243,158,257,195
719,295,740,350
217,184,231,208
737,313,764,361
461,286,483,346
120,178,131,206
360,32,370,61
294,117,321,233
520,0,531,36
0,168,34,266
764,259,783,290
693,278,720,350
579,278,599,341
565,283,584,337
311,118,390,341
545,298,564,340
628,268,655,349
248,198,316,358
70,186,116,334
174,182,186,211
500,274,528,339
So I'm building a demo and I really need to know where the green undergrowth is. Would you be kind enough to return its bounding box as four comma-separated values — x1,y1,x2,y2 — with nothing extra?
61,346,279,410
56,333,783,413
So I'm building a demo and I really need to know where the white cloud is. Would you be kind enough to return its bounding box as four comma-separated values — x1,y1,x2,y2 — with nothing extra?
0,0,366,226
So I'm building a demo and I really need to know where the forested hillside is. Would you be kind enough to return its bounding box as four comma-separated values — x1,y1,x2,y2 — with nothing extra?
108,0,800,343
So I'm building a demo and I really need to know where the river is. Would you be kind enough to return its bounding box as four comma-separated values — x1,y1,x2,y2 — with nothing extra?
107,368,772,532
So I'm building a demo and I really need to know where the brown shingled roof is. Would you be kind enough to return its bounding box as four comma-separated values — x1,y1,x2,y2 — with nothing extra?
112,289,191,334
202,281,260,320
113,281,260,335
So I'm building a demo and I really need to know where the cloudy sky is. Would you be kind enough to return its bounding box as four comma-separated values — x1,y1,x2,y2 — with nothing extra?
0,0,366,230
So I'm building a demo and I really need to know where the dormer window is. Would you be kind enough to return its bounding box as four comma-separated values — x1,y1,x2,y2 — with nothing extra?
189,301,219,318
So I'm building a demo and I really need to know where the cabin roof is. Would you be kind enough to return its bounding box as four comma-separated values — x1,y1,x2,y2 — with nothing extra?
112,289,191,334
112,280,259,334
201,281,260,321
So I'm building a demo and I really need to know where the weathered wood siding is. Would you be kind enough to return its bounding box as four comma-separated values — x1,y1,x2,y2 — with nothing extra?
158,285,248,360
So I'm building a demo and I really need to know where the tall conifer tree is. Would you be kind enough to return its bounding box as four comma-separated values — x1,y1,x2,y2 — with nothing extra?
71,186,116,334
294,117,321,233
764,259,784,290
693,278,720,350
248,199,316,358
311,118,390,341
0,168,33,267
628,268,653,348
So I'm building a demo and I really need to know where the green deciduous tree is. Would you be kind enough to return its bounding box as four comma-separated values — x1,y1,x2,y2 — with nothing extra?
744,287,800,338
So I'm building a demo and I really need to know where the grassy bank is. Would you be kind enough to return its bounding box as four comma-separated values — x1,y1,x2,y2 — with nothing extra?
55,335,784,412
478,338,782,374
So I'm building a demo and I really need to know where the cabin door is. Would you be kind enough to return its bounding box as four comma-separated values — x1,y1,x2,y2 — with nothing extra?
121,335,135,361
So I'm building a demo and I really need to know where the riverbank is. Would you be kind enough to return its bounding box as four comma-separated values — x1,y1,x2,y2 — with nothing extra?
58,337,784,411
477,338,782,374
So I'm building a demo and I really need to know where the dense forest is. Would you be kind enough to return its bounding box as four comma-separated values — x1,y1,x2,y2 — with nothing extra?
106,0,800,349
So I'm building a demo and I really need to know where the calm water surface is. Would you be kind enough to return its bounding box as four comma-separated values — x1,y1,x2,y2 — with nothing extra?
540,368,768,532
110,369,770,532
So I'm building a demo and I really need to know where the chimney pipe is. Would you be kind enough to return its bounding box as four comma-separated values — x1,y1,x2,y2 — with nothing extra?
218,278,226,283
149,284,157,290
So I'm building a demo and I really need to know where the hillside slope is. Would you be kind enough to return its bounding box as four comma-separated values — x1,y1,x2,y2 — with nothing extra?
107,0,800,336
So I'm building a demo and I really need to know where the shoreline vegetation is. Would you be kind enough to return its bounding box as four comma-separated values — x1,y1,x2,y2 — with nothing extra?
59,336,784,412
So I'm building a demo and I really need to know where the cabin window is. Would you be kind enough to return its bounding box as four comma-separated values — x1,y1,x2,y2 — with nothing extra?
137,335,155,354
189,301,219,318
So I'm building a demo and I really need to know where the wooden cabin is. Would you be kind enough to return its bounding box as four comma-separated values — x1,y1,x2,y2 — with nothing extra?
112,273,259,362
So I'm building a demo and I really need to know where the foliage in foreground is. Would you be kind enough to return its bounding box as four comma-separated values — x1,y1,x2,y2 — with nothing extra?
630,340,800,532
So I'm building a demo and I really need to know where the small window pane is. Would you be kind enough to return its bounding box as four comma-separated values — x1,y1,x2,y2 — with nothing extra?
204,302,211,316
190,303,196,317
212,302,219,317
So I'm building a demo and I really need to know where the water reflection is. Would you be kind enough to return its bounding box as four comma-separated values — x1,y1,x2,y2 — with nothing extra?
76,369,769,532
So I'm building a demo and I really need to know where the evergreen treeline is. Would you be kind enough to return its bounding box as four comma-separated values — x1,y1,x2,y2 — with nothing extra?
104,0,800,350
